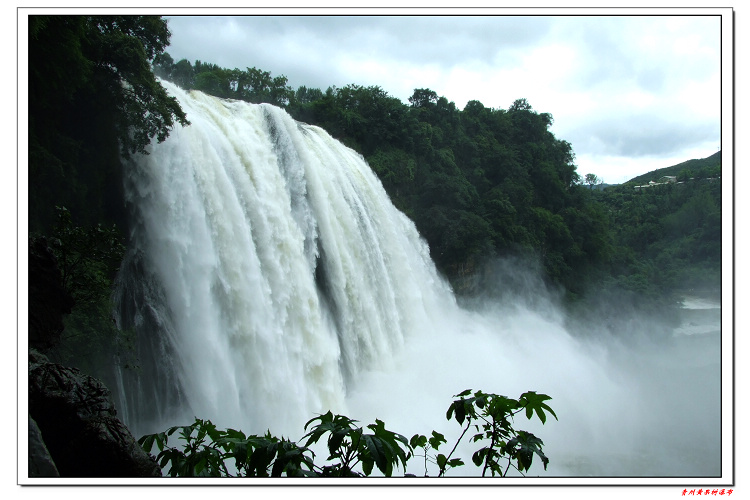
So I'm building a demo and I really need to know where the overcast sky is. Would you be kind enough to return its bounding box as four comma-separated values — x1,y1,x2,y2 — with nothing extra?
162,11,723,184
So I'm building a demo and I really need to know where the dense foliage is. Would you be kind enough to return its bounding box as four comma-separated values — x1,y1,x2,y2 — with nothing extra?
29,15,188,232
42,206,133,388
28,15,185,383
592,174,722,308
138,389,556,477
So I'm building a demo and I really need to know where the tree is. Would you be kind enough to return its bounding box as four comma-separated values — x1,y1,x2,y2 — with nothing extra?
29,15,188,156
171,58,195,89
294,85,324,104
29,15,190,231
584,173,601,189
677,168,695,182
194,70,230,98
78,16,189,155
508,98,533,112
408,88,438,108
152,50,174,80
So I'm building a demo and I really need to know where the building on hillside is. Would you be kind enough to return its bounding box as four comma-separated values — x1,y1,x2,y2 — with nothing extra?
634,175,678,191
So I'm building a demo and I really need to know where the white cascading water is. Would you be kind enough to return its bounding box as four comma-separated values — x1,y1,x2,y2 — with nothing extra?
115,81,455,437
114,82,721,478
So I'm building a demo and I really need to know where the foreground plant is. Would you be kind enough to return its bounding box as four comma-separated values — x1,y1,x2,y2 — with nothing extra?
138,389,556,477
414,389,557,477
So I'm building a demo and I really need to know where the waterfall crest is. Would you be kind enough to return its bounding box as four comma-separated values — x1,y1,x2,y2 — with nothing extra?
115,82,455,435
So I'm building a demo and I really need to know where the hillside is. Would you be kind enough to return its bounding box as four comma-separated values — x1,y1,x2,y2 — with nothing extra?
627,151,721,185
587,151,722,312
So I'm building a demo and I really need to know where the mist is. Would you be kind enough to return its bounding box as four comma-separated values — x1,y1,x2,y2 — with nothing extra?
344,258,721,477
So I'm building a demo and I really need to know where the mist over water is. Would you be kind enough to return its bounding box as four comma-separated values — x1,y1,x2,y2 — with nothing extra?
114,83,721,478
347,265,721,477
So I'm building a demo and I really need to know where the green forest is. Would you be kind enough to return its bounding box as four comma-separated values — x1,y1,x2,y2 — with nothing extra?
29,15,722,363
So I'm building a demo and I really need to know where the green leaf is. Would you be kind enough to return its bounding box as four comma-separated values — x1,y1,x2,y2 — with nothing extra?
304,410,333,431
362,457,374,476
453,402,466,424
428,430,447,450
155,432,166,452
139,434,155,453
159,451,173,469
231,440,249,467
225,428,246,440
410,434,427,449
488,395,520,418
271,450,287,477
166,425,182,436
328,428,349,458
362,434,389,476
205,422,222,442
247,445,272,477
519,392,557,424
436,453,447,471
472,448,487,467
194,456,207,476
474,392,488,409
507,431,549,472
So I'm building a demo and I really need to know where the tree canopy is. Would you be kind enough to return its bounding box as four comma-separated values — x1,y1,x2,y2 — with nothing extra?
29,15,188,231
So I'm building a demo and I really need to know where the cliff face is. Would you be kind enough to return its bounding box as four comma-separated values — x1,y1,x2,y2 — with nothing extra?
27,237,160,478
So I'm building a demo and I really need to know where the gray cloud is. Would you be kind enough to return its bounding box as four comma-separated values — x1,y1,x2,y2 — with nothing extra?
568,16,719,94
163,13,723,180
165,16,553,88
568,114,719,158
245,16,551,66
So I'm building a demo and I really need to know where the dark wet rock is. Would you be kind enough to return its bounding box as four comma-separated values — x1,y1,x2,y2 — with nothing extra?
28,349,161,477
28,415,59,477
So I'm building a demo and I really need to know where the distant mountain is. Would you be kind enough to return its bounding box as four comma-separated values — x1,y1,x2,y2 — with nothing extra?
626,151,721,185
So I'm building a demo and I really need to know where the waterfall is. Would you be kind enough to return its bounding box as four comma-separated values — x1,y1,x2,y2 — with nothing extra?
115,81,455,437
113,82,721,477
